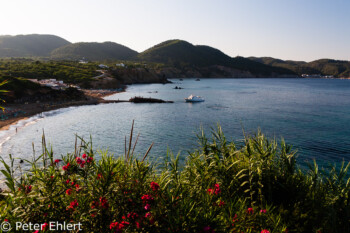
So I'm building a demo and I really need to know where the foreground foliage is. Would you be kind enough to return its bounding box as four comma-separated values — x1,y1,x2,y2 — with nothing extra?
0,126,349,233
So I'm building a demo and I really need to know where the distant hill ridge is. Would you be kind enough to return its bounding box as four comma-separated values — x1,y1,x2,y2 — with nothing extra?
51,42,138,61
0,34,349,78
249,57,350,78
137,39,296,76
0,34,70,57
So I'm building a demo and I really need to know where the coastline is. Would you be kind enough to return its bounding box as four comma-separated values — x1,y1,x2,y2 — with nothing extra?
0,89,121,132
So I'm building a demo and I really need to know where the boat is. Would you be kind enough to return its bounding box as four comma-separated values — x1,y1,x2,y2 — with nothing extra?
195,78,200,81
185,95,205,102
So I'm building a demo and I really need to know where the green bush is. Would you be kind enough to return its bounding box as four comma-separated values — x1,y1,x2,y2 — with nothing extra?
0,125,349,232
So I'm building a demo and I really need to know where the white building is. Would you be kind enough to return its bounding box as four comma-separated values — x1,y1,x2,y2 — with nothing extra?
99,64,109,69
116,63,126,68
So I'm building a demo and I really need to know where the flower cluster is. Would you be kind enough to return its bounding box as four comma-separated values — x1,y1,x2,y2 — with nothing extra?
99,197,109,209
150,181,160,192
110,221,130,233
207,183,221,195
247,207,254,214
62,162,70,171
75,153,93,168
68,200,78,211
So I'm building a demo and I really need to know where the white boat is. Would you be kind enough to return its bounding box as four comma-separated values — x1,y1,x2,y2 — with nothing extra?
185,95,205,102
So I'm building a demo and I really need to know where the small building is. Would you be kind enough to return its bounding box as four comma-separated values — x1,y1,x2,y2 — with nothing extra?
116,63,126,68
99,64,109,69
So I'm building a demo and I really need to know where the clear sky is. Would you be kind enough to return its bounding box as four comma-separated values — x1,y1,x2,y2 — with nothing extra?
0,0,349,61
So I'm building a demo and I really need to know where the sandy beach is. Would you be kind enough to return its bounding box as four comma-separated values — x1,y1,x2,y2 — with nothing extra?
0,89,121,131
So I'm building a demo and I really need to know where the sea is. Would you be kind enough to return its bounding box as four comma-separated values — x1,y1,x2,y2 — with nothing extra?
1,78,350,169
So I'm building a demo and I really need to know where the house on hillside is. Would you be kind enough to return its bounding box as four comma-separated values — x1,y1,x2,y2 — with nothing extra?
98,64,109,69
116,63,126,68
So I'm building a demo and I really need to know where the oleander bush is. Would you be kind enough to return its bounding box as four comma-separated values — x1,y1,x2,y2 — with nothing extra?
0,125,349,233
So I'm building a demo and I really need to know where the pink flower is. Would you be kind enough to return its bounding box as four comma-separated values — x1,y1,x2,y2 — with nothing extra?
260,209,267,214
127,212,139,221
110,221,130,232
66,188,72,195
68,200,78,210
218,200,225,207
87,157,93,163
62,163,70,171
41,222,48,230
261,230,270,233
76,157,83,164
232,214,238,223
25,185,32,194
247,207,254,214
99,197,109,209
207,183,221,195
54,159,61,164
4,219,8,222
82,154,87,159
145,212,154,224
150,181,160,191
144,204,151,211
141,194,154,203
91,201,99,209
80,160,86,168
97,173,102,180
214,184,221,195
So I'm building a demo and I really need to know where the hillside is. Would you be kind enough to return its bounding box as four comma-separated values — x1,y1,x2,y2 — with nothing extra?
0,34,70,57
249,57,350,78
0,76,84,103
51,42,138,61
138,40,297,77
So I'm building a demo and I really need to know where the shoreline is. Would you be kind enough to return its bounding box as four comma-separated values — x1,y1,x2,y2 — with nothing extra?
0,89,122,132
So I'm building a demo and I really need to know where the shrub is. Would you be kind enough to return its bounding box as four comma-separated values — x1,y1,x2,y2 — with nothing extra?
0,125,349,232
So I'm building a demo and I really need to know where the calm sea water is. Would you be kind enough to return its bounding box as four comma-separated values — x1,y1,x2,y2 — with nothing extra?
1,78,350,168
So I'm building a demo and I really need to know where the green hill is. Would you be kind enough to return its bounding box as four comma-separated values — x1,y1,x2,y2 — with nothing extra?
0,34,70,57
249,57,350,78
51,42,138,61
138,40,296,76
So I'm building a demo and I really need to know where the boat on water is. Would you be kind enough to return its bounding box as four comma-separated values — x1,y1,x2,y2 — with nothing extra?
185,95,205,102
195,78,200,81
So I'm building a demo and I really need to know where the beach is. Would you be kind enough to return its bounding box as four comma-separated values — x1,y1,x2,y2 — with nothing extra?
0,89,120,131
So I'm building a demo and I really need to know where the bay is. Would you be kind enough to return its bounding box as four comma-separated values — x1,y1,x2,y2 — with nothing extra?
1,78,350,168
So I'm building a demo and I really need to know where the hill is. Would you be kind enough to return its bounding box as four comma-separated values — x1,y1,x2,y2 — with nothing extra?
51,42,138,61
138,40,297,77
0,34,70,57
249,57,350,78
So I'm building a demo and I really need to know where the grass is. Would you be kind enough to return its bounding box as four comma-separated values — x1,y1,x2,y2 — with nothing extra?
0,123,349,233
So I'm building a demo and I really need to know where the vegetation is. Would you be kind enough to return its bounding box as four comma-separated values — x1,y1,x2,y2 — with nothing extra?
0,125,349,232
137,40,296,76
249,57,350,78
0,60,98,84
0,34,70,58
51,42,138,61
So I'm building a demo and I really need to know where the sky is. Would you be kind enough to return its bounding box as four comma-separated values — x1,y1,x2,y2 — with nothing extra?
0,0,349,61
